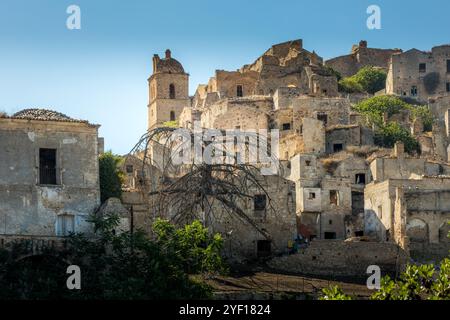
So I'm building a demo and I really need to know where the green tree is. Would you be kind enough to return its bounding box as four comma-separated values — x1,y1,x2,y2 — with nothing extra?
153,219,226,274
99,151,124,203
353,66,387,94
354,95,433,131
339,66,387,94
354,95,409,126
374,122,420,154
339,77,364,93
0,213,224,299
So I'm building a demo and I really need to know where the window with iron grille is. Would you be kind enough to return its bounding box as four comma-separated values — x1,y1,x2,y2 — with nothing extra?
39,148,57,185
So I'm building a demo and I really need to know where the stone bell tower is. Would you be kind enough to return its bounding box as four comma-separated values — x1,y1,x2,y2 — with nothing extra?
147,49,190,129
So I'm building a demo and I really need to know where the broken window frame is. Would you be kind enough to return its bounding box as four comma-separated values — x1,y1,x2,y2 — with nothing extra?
329,190,339,206
355,173,366,185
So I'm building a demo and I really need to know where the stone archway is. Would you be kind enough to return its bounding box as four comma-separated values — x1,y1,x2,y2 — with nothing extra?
406,218,429,243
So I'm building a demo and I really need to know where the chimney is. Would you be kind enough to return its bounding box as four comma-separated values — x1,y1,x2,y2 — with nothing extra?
165,49,171,59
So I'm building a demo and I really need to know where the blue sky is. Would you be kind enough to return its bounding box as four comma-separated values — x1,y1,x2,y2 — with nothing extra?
1,0,449,154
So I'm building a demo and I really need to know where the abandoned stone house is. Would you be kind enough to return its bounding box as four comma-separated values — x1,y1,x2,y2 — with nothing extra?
325,40,402,78
385,45,450,102
0,109,102,239
365,142,450,259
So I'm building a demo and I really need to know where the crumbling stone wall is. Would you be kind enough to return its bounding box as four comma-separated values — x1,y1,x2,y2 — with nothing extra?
268,240,408,277
325,40,402,78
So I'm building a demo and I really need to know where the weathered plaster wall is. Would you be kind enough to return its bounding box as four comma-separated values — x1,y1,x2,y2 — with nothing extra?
0,119,100,236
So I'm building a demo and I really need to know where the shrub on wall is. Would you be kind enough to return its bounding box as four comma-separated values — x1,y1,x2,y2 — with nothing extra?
374,122,420,154
99,151,124,203
354,95,433,132
338,66,387,94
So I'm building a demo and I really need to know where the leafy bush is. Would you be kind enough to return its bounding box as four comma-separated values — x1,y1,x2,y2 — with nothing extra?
339,77,364,93
321,228,450,301
320,259,450,300
354,95,435,154
371,259,450,300
319,285,352,300
354,95,409,126
374,122,420,154
153,219,226,274
99,151,124,203
0,214,224,299
410,105,433,132
339,66,387,94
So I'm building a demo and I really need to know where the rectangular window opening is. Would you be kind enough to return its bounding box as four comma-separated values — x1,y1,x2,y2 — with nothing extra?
355,173,366,185
333,143,343,153
317,113,328,125
39,148,57,185
330,190,339,205
237,85,243,97
419,63,426,73
324,232,336,240
257,240,271,258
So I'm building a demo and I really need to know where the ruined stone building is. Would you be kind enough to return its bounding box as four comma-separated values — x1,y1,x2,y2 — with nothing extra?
325,40,402,78
0,109,102,239
386,45,450,102
2,37,448,266
365,142,450,261
130,38,450,262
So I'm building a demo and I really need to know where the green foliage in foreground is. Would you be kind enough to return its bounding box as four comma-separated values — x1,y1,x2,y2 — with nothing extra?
0,215,225,299
320,258,450,300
